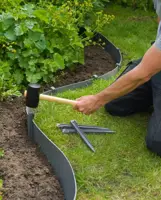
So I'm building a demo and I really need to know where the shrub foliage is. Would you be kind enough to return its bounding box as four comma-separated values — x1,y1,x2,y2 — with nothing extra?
0,1,113,95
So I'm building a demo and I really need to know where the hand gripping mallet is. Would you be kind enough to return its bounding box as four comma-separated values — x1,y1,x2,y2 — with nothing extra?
24,83,77,108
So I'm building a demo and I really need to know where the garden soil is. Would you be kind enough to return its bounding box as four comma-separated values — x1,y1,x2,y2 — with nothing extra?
53,45,116,87
0,97,64,200
0,45,115,199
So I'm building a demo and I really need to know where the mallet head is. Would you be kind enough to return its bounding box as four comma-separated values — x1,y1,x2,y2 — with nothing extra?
26,83,41,108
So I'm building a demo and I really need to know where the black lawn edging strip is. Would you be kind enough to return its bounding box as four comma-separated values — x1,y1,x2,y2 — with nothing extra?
26,33,122,200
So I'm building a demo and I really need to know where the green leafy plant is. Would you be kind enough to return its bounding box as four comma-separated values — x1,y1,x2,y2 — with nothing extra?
0,0,24,13
0,61,20,101
28,0,109,11
0,2,113,85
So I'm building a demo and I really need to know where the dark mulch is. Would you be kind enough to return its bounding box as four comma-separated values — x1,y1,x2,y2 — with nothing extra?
0,44,115,199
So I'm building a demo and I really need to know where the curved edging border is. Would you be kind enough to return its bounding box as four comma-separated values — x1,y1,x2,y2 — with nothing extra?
26,33,122,200
26,108,77,200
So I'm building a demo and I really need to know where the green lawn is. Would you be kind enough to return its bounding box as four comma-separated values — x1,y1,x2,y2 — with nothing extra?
103,4,157,65
35,5,161,200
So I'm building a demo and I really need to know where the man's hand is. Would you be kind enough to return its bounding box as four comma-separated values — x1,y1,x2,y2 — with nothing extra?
74,95,103,115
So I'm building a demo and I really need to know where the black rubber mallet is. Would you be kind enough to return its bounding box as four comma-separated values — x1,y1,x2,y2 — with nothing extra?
24,83,77,108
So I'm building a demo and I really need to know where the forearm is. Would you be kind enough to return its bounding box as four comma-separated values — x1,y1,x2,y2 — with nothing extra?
96,45,161,105
96,66,148,105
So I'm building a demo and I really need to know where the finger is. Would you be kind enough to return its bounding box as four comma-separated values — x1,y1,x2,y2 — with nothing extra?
84,112,91,115
83,110,91,115
83,108,95,115
73,103,84,113
73,103,79,111
73,104,77,110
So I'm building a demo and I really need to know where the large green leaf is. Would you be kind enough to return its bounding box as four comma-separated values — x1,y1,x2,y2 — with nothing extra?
18,56,28,68
25,20,37,30
26,71,42,83
28,30,42,42
22,49,33,57
15,23,27,36
4,26,16,41
13,70,24,84
35,35,46,51
21,4,35,17
54,53,65,69
1,17,14,31
35,40,46,51
24,38,33,48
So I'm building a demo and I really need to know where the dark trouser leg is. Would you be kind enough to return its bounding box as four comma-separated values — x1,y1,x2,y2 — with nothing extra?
105,58,153,116
146,72,161,156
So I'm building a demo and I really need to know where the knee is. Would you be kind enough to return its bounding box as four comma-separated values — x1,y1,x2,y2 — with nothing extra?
146,137,161,157
105,102,122,116
104,102,133,117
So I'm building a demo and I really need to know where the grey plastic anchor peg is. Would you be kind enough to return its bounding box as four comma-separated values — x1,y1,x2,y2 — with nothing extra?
70,120,95,152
